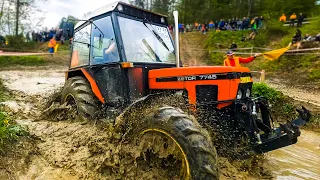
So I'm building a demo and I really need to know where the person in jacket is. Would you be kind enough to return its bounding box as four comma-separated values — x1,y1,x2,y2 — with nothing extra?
279,14,287,22
48,36,57,53
224,51,262,67
290,13,297,27
297,13,304,27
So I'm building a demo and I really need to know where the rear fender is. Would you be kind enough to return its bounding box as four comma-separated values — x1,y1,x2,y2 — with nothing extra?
66,68,105,104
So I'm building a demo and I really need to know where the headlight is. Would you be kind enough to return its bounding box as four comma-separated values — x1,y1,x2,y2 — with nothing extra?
245,89,251,97
237,89,243,99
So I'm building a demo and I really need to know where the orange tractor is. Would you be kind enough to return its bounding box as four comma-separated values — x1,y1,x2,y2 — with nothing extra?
62,2,310,179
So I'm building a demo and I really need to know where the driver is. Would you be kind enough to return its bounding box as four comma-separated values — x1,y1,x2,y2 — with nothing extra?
104,40,118,62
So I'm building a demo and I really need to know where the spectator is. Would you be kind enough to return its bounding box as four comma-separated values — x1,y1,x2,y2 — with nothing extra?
48,36,57,53
292,29,302,49
194,22,199,30
249,17,258,40
237,18,242,30
290,13,297,27
258,16,264,29
209,20,214,30
201,24,206,34
297,13,304,27
303,34,313,41
315,33,320,42
279,14,287,22
230,42,237,50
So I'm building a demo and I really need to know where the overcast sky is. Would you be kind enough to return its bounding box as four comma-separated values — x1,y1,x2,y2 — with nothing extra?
36,0,129,28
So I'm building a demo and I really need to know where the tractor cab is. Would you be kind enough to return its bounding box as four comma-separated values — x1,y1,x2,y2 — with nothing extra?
69,1,177,107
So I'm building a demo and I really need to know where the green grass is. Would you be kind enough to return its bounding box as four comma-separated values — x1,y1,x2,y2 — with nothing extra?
0,56,47,67
0,111,27,154
252,83,296,120
206,18,320,83
0,79,10,102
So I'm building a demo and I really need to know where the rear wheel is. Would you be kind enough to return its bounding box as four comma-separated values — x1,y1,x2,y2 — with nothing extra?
61,76,99,122
124,106,219,180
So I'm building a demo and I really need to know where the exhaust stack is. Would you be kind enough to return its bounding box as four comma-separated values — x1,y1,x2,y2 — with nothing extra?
173,11,180,67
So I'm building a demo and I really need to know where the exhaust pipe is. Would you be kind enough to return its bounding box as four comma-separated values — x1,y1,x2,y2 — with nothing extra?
173,11,180,67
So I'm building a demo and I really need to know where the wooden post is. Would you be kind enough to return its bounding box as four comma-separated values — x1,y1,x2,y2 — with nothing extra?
260,70,265,82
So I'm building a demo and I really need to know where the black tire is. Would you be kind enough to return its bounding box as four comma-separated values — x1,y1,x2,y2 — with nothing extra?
61,76,99,121
129,106,219,180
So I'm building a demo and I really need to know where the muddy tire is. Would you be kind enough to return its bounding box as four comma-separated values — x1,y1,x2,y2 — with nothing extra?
130,106,219,180
61,76,99,121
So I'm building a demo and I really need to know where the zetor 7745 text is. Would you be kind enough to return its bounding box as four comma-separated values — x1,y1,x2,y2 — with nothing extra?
61,2,311,179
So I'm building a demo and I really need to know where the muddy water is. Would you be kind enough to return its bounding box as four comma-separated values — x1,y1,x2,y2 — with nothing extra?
268,130,320,180
0,69,65,95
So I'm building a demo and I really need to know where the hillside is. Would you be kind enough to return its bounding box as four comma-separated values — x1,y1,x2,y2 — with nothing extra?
199,18,320,86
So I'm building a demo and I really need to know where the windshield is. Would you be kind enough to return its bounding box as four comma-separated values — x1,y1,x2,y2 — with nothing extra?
118,16,175,64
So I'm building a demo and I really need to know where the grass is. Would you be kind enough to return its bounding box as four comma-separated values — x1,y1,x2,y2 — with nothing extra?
252,83,296,121
0,79,10,102
205,18,320,84
0,111,27,154
0,56,47,68
252,83,320,130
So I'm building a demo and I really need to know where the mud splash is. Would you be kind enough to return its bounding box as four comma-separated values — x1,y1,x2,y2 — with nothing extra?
268,130,320,180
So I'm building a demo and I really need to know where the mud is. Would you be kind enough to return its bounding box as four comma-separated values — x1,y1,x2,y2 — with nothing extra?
0,66,318,180
266,80,320,107
268,130,320,180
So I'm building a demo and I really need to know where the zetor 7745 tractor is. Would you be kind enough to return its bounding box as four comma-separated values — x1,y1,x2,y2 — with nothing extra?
62,2,310,179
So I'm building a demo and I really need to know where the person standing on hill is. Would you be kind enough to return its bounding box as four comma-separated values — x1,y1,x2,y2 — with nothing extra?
279,14,287,22
290,13,297,27
224,51,262,67
48,36,57,53
297,13,304,27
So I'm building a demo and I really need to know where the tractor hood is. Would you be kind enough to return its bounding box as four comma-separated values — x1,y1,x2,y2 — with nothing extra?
149,66,251,81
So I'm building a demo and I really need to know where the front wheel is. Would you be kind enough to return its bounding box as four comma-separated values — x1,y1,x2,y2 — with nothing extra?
124,106,219,180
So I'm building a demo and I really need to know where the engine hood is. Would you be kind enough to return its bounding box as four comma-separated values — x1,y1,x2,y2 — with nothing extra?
149,66,251,79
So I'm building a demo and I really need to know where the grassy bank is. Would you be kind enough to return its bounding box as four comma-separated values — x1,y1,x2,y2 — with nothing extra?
205,18,320,85
0,56,47,67
0,80,26,154
0,79,10,102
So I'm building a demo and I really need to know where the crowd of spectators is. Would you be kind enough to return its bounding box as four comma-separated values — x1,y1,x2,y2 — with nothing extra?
27,26,73,44
174,16,264,34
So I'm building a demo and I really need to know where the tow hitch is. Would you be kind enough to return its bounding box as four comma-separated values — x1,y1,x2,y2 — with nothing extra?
239,98,311,154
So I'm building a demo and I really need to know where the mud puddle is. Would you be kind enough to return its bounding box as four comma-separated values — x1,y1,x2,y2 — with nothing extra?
0,69,65,95
268,130,320,180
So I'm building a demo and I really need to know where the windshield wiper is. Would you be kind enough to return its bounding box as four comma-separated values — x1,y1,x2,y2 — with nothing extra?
142,39,161,62
143,21,170,51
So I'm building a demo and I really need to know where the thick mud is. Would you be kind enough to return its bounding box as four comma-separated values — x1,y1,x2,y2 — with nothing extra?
0,67,319,179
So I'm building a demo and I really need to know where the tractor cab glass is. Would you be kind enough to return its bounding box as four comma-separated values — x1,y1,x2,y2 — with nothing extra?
91,16,120,65
118,17,175,64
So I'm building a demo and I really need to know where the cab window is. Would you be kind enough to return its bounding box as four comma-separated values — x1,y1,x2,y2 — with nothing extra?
72,24,91,67
91,16,119,65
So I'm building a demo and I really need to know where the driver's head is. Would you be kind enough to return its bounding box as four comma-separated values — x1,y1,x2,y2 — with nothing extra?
227,51,234,60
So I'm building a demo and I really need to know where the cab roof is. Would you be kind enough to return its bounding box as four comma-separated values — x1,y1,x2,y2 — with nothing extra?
75,1,168,30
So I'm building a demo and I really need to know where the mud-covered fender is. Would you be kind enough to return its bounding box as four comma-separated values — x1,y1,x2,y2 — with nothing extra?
115,91,185,128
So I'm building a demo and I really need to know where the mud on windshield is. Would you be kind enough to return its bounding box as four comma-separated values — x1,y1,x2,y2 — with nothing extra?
118,16,175,64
